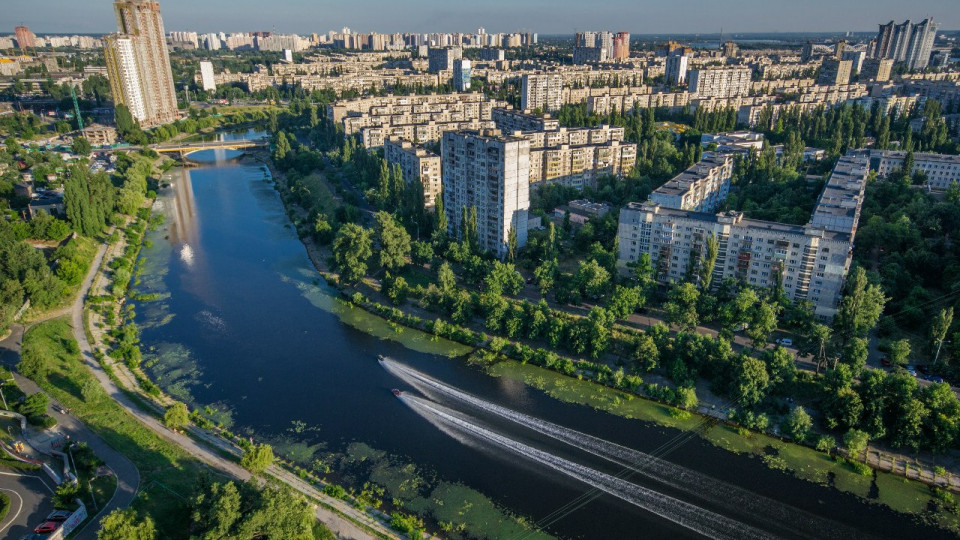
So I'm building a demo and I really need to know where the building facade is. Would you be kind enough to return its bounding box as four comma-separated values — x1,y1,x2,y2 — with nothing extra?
648,154,733,213
491,108,560,133
870,150,960,190
384,139,443,208
617,155,870,319
452,59,471,92
873,18,939,71
818,59,852,86
688,67,752,99
441,130,530,259
427,47,461,73
105,0,179,128
521,73,564,112
199,61,216,91
14,26,36,49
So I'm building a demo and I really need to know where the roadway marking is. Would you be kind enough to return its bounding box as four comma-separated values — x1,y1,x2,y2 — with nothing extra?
0,487,24,535
0,471,55,494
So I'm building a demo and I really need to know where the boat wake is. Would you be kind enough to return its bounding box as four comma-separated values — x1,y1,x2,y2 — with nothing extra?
400,394,774,540
382,358,867,540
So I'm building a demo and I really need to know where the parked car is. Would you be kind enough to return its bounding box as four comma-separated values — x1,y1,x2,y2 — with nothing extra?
34,522,60,533
775,338,793,347
880,356,891,367
733,322,749,332
930,376,946,384
907,367,918,377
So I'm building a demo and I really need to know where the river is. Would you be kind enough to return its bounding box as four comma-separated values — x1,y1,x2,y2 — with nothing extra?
132,140,946,540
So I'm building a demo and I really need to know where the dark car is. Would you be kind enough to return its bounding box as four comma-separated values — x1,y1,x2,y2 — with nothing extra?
880,357,891,367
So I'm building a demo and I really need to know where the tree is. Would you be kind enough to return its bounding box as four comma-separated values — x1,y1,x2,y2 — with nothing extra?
730,355,769,407
312,215,333,245
763,346,796,389
746,301,778,348
930,307,953,361
19,392,49,418
241,443,274,474
633,332,659,372
606,285,643,320
373,211,410,272
782,406,813,442
410,240,434,266
574,259,610,299
889,338,911,367
163,402,190,431
71,136,92,156
700,235,719,289
632,253,654,290
533,259,558,295
191,481,243,538
383,273,409,305
843,429,869,459
332,224,372,283
676,386,698,409
833,267,887,345
840,336,869,374
273,131,291,162
664,283,700,332
97,508,156,540
17,348,49,380
436,262,456,292
485,261,523,296
507,226,518,262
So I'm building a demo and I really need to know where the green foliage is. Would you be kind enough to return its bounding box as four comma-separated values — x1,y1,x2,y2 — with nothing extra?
664,283,699,332
190,481,316,540
71,136,92,156
782,406,813,442
18,392,48,418
240,443,274,474
332,223,372,283
64,164,114,236
97,508,157,540
730,355,769,408
53,481,80,509
163,402,190,430
843,429,869,458
374,211,411,272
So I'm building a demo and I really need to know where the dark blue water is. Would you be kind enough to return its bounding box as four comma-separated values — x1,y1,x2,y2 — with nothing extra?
134,148,946,540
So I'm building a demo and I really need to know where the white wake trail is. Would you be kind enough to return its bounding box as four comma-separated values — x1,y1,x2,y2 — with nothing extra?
401,394,774,540
382,358,862,540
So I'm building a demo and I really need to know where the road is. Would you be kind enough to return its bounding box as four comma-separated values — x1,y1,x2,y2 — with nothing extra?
0,239,142,540
0,470,55,539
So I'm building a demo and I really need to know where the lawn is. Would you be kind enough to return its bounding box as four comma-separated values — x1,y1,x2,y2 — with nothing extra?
20,318,208,538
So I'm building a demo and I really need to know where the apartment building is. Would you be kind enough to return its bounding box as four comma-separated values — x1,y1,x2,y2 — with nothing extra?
491,108,560,133
860,58,894,82
874,18,939,71
327,93,506,148
688,67,752,99
617,155,870,319
199,61,216,91
818,59,852,86
453,59,472,91
521,126,636,190
428,47,462,73
648,154,733,213
870,150,960,190
383,139,443,207
441,130,530,259
105,0,180,128
665,53,690,85
521,73,564,112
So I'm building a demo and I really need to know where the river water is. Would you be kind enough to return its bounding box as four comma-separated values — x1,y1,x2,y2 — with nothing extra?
133,143,944,540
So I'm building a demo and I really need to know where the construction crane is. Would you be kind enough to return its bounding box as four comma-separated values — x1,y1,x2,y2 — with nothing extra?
70,85,84,130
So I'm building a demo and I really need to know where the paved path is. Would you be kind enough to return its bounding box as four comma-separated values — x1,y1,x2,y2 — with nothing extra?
0,240,142,540
0,470,55,539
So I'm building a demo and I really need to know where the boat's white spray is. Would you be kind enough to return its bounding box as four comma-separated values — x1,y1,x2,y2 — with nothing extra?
382,358,867,540
400,393,775,540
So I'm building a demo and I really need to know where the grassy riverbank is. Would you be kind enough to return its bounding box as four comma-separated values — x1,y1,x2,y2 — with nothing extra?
20,317,210,538
485,357,960,531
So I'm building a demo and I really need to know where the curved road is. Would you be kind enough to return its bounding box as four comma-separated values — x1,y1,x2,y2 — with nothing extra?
0,240,141,540
0,470,55,539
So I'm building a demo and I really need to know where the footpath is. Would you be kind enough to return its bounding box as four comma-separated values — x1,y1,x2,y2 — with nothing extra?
82,200,401,540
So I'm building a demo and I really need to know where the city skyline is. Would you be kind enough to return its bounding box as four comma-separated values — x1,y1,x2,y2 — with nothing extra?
7,0,960,35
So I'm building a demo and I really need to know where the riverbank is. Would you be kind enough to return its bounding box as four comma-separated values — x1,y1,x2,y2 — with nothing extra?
263,149,960,533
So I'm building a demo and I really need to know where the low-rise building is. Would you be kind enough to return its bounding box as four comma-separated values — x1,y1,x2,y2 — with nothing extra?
700,131,764,155
79,124,118,147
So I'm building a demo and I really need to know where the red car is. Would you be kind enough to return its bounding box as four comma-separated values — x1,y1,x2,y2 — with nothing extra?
35,521,60,533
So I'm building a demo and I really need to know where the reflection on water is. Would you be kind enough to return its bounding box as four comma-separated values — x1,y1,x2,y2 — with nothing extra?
132,141,957,540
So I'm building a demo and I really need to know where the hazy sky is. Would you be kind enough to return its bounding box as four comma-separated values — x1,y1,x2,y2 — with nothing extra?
7,0,959,35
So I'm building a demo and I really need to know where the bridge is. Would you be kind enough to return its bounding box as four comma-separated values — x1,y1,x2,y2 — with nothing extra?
150,138,269,157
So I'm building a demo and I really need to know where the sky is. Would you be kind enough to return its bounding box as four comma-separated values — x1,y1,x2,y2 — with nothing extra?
7,0,960,36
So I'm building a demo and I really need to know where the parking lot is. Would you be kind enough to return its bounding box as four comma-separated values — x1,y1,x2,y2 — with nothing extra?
0,470,55,539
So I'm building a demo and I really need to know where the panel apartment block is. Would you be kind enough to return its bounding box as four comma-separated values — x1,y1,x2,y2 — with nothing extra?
521,73,564,113
688,67,752,99
648,154,733,213
617,155,870,319
870,150,960,190
441,130,530,259
383,139,443,208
